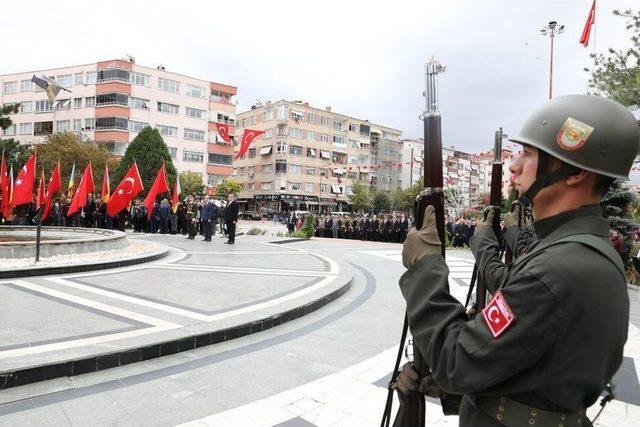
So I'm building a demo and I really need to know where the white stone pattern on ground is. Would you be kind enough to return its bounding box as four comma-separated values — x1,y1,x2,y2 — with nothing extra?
0,239,160,269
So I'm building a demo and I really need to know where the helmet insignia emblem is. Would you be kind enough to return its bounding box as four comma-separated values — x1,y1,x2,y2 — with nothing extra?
557,117,593,151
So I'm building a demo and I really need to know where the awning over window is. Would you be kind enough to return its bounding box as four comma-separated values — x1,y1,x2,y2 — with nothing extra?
320,150,331,159
260,145,273,155
308,148,316,157
333,167,345,175
414,155,423,163
331,183,341,194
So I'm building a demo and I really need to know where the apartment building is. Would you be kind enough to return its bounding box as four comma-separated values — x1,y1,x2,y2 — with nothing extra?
234,100,402,213
400,138,424,188
0,58,237,185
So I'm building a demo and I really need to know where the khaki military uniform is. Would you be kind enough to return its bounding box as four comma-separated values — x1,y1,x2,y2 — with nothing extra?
400,205,628,426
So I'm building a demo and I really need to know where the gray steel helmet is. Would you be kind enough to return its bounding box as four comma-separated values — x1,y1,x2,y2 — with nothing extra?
509,94,640,180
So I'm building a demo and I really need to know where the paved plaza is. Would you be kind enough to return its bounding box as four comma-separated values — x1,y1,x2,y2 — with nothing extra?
0,231,638,426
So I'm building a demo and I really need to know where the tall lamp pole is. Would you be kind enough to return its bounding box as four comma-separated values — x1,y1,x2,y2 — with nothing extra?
540,20,564,100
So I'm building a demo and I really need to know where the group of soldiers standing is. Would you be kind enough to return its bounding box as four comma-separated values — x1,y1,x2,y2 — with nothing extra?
311,213,412,242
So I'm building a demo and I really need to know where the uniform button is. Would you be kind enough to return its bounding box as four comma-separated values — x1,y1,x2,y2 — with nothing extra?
529,419,535,425
497,414,503,421
498,405,505,412
560,414,566,420
500,397,507,404
530,409,537,417
558,423,564,427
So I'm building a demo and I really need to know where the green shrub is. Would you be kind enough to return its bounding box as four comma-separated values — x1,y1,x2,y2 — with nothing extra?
247,227,265,235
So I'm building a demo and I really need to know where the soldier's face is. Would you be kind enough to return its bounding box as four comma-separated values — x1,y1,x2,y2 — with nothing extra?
509,145,537,195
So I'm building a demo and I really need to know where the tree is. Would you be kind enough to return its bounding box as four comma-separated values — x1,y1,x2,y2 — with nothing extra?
0,103,19,131
372,190,390,213
444,186,467,218
179,171,205,196
348,180,371,212
113,126,177,196
36,133,118,195
0,138,32,174
585,9,640,109
601,180,636,267
215,179,242,199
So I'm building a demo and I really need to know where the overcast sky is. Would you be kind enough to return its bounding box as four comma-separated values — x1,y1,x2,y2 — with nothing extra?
1,1,637,152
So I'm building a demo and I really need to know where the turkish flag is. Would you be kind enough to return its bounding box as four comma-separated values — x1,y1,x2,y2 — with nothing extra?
106,162,144,216
580,0,596,47
67,162,94,216
42,163,61,221
235,129,265,159
36,170,46,210
144,164,170,219
215,123,232,143
481,291,516,338
11,154,36,208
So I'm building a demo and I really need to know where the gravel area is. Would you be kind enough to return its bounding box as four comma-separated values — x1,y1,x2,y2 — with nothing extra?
0,239,161,269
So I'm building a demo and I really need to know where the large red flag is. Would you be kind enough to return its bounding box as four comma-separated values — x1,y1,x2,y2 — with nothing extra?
106,162,144,216
0,152,7,218
67,162,94,216
3,166,13,219
143,164,170,219
36,170,46,210
215,123,232,143
102,164,110,202
42,162,61,221
235,129,265,159
11,154,36,207
580,0,596,47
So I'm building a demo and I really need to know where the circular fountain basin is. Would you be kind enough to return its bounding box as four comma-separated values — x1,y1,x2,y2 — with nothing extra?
0,226,129,259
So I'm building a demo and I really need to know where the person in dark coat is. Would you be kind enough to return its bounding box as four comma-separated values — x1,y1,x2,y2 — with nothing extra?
84,193,96,228
224,193,239,244
159,199,170,234
201,196,213,241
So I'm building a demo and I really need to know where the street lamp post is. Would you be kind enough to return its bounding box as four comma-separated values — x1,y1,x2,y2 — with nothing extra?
540,20,564,100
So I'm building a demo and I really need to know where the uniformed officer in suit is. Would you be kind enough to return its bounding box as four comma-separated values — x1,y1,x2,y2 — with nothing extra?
224,193,239,244
396,95,639,426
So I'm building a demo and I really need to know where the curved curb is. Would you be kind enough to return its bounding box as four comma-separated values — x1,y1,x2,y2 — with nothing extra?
0,275,353,390
0,244,170,279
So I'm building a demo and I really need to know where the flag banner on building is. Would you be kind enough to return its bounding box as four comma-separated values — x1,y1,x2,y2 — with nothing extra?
42,162,62,221
30,74,72,103
67,162,76,198
144,163,170,219
235,129,265,159
215,123,232,143
107,162,144,216
0,152,8,217
10,154,36,208
580,0,596,47
67,162,94,216
102,164,110,202
36,170,46,211
171,176,181,213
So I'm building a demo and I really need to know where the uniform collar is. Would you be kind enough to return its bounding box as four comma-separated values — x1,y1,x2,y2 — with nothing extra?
533,204,608,240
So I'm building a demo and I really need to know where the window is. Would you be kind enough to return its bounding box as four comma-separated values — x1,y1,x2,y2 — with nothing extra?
290,145,302,156
289,127,304,138
86,71,97,84
248,166,255,176
348,172,358,180
261,182,272,190
264,129,273,139
184,128,205,141
3,124,16,136
183,151,204,163
207,174,226,186
208,153,232,165
321,116,330,126
186,84,205,98
319,134,329,143
350,139,360,149
96,93,128,106
333,135,346,144
291,110,304,122
216,113,234,125
348,123,358,132
275,160,287,174
19,123,32,135
277,105,288,121
20,80,33,92
290,182,301,191
289,164,302,174
276,141,287,153
82,97,94,107
73,119,82,131
157,124,178,137
320,150,331,159
130,71,150,86
260,145,273,156
307,131,316,141
128,120,148,133
35,100,53,113
84,118,95,130
97,68,130,83
73,98,83,109
248,147,256,158
168,147,177,159
19,101,32,113
334,121,343,131
74,72,83,85
158,77,180,93
263,110,274,121
128,97,149,109
55,99,71,110
306,167,315,176
95,117,127,130
238,167,245,175
56,120,70,132
34,121,53,135
185,106,205,119
247,183,254,190
3,81,17,94
305,183,314,192
261,164,273,173
308,113,316,124
249,116,257,126
320,183,328,193
157,101,179,114
348,155,358,165
332,152,347,164
307,148,316,157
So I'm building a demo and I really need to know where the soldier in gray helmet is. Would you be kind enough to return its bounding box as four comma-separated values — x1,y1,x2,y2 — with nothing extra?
397,95,639,426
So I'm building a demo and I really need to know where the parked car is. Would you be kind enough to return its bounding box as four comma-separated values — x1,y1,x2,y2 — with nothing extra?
240,211,263,220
